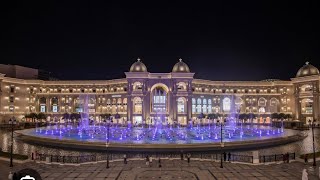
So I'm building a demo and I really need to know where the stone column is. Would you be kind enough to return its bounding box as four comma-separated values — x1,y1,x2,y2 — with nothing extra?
295,96,300,120
187,96,192,121
313,93,319,120
127,96,132,121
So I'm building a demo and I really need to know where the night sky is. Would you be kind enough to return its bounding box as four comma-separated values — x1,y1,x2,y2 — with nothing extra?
1,1,319,81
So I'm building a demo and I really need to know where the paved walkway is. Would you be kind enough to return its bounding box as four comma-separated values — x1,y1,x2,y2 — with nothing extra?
1,159,320,179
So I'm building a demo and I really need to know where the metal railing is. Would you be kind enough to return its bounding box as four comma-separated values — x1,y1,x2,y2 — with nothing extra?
35,152,255,164
259,153,295,163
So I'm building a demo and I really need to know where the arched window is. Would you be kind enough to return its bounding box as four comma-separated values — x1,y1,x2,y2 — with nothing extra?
223,97,231,112
207,99,212,113
107,99,111,105
301,84,313,92
133,82,143,91
39,97,46,112
51,97,59,112
117,98,122,105
192,98,196,105
192,98,196,113
177,82,187,91
270,98,279,113
258,98,267,107
301,98,313,114
177,97,186,113
123,98,127,105
197,98,201,105
259,107,265,113
133,97,142,114
202,99,207,113
152,86,167,112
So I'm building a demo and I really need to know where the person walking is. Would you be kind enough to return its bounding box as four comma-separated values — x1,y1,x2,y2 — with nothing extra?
228,152,231,162
158,158,162,168
123,154,127,164
180,151,184,160
8,172,13,180
146,155,150,166
304,154,308,164
149,156,153,167
223,152,227,161
187,153,191,163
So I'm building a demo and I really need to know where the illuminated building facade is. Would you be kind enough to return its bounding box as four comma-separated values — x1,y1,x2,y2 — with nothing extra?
0,59,319,124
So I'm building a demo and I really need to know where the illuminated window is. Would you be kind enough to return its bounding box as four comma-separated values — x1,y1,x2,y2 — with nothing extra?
177,97,186,113
223,97,231,111
134,97,142,114
207,99,212,113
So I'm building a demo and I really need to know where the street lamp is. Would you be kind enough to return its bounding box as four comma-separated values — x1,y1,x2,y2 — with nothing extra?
9,117,16,167
308,119,317,167
106,118,110,168
217,117,227,168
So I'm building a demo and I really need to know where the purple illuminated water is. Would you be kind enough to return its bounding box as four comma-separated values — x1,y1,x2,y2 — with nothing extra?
21,121,293,144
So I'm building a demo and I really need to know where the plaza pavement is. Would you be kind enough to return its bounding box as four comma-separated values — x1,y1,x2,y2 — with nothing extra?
1,159,320,180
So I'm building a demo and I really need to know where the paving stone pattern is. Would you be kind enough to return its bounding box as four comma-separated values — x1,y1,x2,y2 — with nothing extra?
2,159,320,180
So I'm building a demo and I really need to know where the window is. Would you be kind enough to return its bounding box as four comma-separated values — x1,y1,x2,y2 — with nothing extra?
258,98,267,106
202,99,207,113
40,105,46,112
177,97,185,113
134,97,142,114
9,96,14,103
258,107,265,113
208,99,212,113
10,86,15,93
223,97,231,111
9,105,14,112
52,105,58,112
152,87,167,112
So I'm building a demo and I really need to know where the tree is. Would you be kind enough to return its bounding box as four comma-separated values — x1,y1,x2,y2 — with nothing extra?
207,113,218,119
278,113,286,120
239,113,248,120
271,113,279,120
285,114,292,120
37,113,47,121
62,113,70,120
197,113,205,119
29,113,38,122
101,113,111,120
70,113,81,120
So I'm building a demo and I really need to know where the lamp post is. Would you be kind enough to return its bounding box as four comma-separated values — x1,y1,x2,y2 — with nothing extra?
308,119,317,167
9,116,16,167
106,118,110,168
217,117,226,168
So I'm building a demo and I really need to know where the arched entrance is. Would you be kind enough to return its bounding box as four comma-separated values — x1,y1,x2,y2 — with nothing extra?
150,83,169,125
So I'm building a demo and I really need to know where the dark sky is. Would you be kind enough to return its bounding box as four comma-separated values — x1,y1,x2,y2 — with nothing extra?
1,1,319,80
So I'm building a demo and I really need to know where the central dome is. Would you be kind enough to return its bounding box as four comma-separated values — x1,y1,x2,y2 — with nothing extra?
296,62,319,77
172,58,190,73
129,58,148,72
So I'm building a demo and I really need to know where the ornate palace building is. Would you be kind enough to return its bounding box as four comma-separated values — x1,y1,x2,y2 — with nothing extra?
0,59,319,125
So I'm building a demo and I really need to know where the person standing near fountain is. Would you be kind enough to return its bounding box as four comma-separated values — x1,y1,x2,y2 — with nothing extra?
146,155,149,166
123,154,127,164
149,156,153,167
